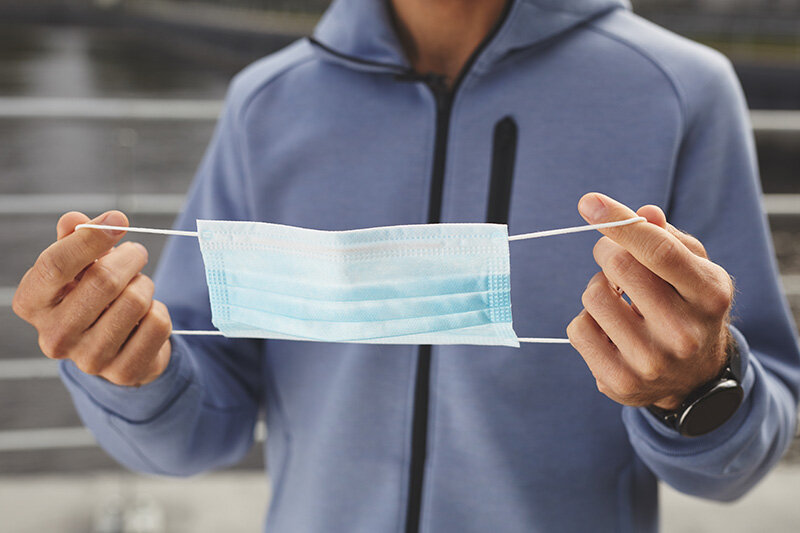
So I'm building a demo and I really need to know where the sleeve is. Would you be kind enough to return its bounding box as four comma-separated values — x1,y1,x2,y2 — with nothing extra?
59,75,266,476
622,54,800,501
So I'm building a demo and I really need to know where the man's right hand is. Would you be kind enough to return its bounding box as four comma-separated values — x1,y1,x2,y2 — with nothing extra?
12,211,172,387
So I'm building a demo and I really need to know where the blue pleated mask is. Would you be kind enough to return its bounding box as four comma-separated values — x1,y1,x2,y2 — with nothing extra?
77,216,645,347
196,220,520,347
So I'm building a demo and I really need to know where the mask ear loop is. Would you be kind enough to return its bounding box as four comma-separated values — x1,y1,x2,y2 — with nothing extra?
75,223,217,336
508,216,647,344
76,216,647,343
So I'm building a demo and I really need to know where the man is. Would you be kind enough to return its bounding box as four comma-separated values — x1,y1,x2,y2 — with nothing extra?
12,0,800,531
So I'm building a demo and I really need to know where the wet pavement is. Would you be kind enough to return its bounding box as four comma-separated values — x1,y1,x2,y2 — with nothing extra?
0,18,799,533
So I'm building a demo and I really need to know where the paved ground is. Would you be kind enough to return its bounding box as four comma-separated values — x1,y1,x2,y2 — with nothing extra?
3,467,800,533
1,19,800,533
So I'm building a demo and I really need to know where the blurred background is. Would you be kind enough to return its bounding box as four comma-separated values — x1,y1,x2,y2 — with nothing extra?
0,0,798,531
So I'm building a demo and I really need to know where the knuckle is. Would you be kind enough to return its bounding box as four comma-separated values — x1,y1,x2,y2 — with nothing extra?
635,357,665,382
149,302,173,338
35,249,65,284
688,235,707,257
38,328,71,359
648,237,679,267
581,281,607,310
119,287,151,317
138,274,155,294
77,354,107,376
671,330,700,357
567,313,593,344
614,375,640,399
85,263,122,295
11,287,31,319
566,317,579,339
95,324,123,353
566,317,584,343
607,251,636,279
703,271,734,316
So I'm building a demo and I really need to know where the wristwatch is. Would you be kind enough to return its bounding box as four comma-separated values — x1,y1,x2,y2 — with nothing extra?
647,337,743,438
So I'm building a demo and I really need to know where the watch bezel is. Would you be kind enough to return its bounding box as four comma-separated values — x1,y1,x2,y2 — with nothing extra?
676,379,744,437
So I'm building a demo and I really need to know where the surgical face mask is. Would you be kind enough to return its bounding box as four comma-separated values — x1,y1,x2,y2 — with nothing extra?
78,217,644,347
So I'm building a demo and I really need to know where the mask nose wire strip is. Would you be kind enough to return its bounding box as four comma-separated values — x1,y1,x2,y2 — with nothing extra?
75,217,647,342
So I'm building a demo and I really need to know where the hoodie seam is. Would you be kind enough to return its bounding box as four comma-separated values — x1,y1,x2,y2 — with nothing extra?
235,49,317,129
585,24,688,140
233,45,317,221
107,412,169,474
61,360,194,426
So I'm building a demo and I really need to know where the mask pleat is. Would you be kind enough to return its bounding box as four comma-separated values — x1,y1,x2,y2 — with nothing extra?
226,306,502,342
224,285,496,322
224,270,489,301
196,219,519,347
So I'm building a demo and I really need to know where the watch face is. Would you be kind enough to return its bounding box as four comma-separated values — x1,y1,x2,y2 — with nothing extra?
679,381,744,437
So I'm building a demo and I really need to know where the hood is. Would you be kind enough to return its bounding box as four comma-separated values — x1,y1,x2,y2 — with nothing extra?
312,0,630,71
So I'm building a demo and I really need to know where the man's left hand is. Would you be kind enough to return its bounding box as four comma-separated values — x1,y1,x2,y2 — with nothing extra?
566,192,735,410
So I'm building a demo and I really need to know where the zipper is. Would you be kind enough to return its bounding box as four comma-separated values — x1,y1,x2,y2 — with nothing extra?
486,116,519,224
401,4,515,533
402,72,448,533
309,4,515,530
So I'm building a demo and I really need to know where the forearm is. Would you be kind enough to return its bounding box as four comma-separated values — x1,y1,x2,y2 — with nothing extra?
60,334,261,476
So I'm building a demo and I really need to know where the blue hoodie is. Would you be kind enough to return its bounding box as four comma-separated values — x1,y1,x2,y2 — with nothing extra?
60,0,800,531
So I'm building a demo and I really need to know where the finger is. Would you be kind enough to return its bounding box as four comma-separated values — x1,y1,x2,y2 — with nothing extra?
593,237,684,320
57,211,90,240
636,205,707,259
72,274,155,375
581,272,651,363
54,241,149,334
27,211,130,307
567,310,640,403
578,193,703,298
102,301,172,387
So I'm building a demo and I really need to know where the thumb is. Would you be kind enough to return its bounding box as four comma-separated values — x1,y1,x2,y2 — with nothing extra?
56,210,129,241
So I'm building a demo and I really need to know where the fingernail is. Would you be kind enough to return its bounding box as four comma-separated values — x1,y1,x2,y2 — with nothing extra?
579,194,606,223
98,212,127,236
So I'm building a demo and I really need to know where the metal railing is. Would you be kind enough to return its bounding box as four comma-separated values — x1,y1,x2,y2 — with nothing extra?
0,95,798,456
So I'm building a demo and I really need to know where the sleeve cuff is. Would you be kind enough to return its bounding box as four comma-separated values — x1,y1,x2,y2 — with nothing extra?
59,335,195,424
623,325,754,447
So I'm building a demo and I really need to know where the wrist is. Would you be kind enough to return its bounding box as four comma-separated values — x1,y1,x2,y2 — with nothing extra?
652,326,733,410
647,335,743,437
